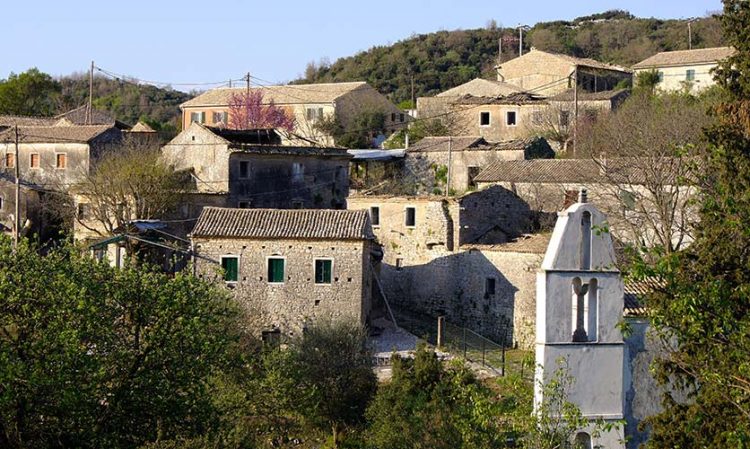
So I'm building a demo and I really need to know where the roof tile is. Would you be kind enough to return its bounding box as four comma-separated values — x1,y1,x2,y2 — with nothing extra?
632,47,735,69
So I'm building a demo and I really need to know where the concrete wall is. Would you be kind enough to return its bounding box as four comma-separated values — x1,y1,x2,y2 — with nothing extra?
193,236,373,337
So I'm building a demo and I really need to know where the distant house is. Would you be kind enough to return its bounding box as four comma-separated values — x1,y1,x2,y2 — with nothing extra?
180,82,406,146
448,92,549,142
191,207,377,337
416,77,524,120
632,46,735,93
162,122,351,210
495,48,631,96
404,136,553,193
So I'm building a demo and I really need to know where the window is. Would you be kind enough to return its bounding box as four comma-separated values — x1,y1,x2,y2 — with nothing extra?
267,257,285,283
55,153,67,169
468,166,481,188
306,107,324,122
559,111,570,127
485,277,496,296
29,153,40,169
391,113,396,122
292,200,304,209
314,259,333,284
77,203,90,220
262,329,281,347
292,163,304,182
399,113,405,122
239,160,250,179
370,206,380,226
479,111,491,126
506,111,517,126
238,200,250,209
657,71,664,83
574,432,592,449
190,111,206,124
0,196,3,211
221,256,239,283
686,69,696,81
212,111,227,124
396,257,404,271
4,153,14,168
404,207,416,227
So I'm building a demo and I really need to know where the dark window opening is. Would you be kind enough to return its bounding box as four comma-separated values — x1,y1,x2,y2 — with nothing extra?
314,259,333,284
480,111,490,126
506,111,517,126
370,206,380,226
405,207,416,227
268,258,285,283
396,257,404,271
468,166,481,188
485,277,496,296
239,161,249,179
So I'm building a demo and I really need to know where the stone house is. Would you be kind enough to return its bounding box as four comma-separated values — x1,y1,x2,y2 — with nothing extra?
180,82,406,146
632,46,735,94
416,77,524,120
495,48,631,96
347,186,541,345
0,176,45,238
191,207,377,337
404,136,553,193
162,123,351,211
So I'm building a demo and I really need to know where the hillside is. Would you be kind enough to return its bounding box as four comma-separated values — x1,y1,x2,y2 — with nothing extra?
296,10,724,104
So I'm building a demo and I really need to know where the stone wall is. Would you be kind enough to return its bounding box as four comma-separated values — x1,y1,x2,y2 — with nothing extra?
193,236,373,337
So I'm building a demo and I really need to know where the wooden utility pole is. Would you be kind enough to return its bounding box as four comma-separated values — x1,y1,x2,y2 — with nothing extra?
13,125,20,249
87,61,94,124
446,136,453,196
246,72,251,94
410,75,415,109
498,37,502,62
518,26,523,56
572,68,578,157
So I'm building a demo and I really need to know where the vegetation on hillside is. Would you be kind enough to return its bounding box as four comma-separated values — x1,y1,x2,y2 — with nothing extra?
297,11,723,104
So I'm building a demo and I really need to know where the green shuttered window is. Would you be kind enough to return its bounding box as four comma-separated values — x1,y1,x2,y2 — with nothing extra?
221,256,239,283
315,259,333,284
268,258,285,283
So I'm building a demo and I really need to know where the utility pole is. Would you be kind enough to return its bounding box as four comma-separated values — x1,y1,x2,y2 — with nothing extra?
246,72,251,94
229,79,233,88
87,60,94,124
446,136,453,197
13,125,20,249
410,75,415,109
498,37,502,62
519,26,523,57
687,18,697,50
572,68,578,157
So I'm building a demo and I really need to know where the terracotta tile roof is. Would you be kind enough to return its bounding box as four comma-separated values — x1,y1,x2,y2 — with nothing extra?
473,158,676,185
546,50,631,72
0,115,57,127
463,233,551,254
452,92,546,105
623,277,663,316
54,106,130,128
436,78,524,97
632,47,735,69
181,81,369,108
192,207,375,240
549,88,630,102
130,122,157,132
407,136,536,153
0,124,117,144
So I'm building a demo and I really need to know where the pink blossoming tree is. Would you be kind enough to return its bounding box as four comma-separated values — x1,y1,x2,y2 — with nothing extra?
227,90,296,132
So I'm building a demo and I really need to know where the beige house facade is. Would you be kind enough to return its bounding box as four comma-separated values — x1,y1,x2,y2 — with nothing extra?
632,46,735,94
191,207,377,337
180,82,406,147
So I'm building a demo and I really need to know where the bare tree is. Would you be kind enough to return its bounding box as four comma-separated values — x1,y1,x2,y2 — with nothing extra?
73,138,189,239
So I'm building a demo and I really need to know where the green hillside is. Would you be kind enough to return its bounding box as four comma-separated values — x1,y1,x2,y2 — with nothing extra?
296,10,724,104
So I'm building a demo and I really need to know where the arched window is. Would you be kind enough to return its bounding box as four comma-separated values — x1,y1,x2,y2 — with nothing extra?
581,211,592,270
574,432,592,449
571,277,589,342
585,278,598,341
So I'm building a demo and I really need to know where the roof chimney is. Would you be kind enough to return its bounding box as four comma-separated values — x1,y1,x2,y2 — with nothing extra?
579,188,588,204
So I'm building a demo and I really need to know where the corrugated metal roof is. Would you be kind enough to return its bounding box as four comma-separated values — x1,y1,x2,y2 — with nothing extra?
192,207,374,240
633,47,735,69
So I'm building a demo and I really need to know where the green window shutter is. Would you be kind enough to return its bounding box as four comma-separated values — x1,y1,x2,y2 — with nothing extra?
315,259,332,284
268,258,285,283
222,257,238,282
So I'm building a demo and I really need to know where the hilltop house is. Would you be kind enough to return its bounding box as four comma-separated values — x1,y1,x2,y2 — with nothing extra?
180,82,406,146
495,48,631,96
632,46,735,93
191,207,377,337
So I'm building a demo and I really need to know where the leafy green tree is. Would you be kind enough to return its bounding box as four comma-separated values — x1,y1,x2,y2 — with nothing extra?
315,110,386,148
0,68,61,116
0,237,239,448
365,345,505,449
632,1,750,446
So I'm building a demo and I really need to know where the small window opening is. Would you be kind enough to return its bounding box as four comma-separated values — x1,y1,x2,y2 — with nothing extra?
405,207,416,227
268,258,285,283
506,111,517,126
314,259,333,284
485,277,496,297
239,161,249,179
370,206,380,226
480,111,491,126
221,256,239,283
396,257,403,271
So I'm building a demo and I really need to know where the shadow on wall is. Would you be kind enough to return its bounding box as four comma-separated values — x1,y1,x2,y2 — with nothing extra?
380,249,518,345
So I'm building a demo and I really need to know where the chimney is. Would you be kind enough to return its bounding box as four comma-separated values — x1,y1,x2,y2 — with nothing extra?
578,188,588,204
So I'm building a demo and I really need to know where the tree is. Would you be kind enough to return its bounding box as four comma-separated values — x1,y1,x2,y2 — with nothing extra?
295,320,376,448
0,237,239,448
576,91,719,254
0,68,61,116
365,345,506,449
227,91,295,132
314,110,386,148
633,1,750,446
74,138,189,239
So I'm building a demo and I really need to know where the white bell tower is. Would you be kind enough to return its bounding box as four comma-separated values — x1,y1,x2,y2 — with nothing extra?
534,189,625,449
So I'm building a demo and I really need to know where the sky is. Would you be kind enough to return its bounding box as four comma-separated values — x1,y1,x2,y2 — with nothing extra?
2,0,722,90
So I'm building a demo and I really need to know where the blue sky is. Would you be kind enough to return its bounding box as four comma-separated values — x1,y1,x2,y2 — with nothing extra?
2,0,722,90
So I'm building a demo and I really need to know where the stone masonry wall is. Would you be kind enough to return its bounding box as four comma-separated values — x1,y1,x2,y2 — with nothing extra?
194,237,372,338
